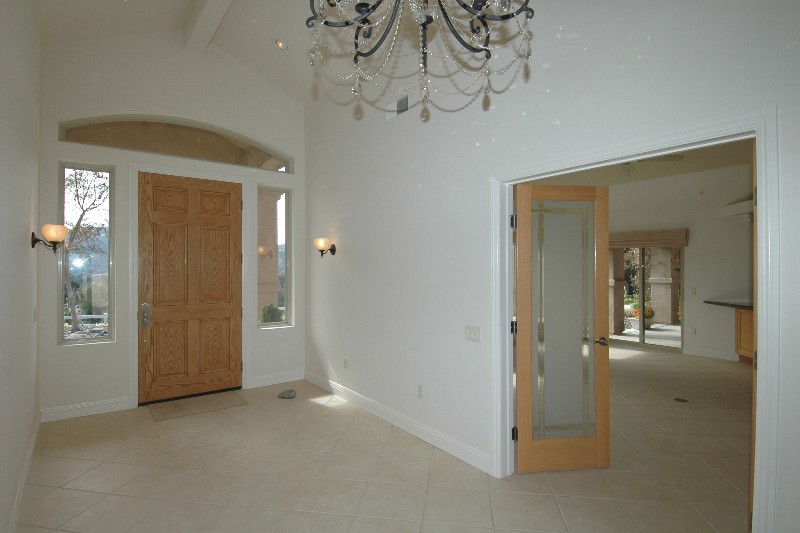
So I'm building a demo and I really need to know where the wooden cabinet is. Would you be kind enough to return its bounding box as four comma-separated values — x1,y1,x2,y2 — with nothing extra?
736,308,755,360
703,300,754,363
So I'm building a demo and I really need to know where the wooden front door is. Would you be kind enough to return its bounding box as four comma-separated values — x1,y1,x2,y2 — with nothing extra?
138,172,242,404
515,184,610,472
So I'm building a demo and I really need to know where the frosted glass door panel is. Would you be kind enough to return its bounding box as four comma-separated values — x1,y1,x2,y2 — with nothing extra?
531,200,595,439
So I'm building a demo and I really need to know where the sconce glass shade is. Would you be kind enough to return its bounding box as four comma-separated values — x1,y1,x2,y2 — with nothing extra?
257,245,268,256
314,237,330,252
42,224,69,243
32,223,69,254
314,237,335,257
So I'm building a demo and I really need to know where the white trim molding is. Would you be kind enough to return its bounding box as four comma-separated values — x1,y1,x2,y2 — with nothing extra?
491,109,780,533
306,371,491,473
8,421,39,532
682,347,739,361
41,397,129,422
247,371,305,390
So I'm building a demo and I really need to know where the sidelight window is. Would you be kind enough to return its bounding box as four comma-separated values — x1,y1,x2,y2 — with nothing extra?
59,164,113,343
257,188,289,326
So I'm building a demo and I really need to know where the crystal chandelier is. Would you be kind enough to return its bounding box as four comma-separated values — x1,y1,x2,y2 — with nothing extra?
306,0,534,112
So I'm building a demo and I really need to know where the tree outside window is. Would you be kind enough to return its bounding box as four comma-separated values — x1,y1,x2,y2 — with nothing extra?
61,166,112,342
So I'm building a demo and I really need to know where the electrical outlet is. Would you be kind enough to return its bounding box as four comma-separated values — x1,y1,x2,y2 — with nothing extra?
418,385,423,399
691,288,697,295
344,357,349,369
691,328,697,335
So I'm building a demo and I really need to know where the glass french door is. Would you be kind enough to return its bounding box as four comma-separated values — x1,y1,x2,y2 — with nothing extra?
616,247,683,348
514,184,610,472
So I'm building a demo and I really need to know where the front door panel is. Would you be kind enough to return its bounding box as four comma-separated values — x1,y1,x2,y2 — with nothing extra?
138,172,242,404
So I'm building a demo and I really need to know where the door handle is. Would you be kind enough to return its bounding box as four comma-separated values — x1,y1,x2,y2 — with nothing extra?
594,336,608,347
141,303,150,328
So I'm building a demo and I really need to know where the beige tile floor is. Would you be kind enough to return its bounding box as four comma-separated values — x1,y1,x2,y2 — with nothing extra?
17,344,752,532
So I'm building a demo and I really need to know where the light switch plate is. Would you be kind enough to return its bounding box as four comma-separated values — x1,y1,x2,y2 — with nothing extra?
465,326,481,343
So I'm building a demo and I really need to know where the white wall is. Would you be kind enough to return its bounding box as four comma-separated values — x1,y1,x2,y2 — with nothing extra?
38,31,307,418
0,1,41,529
305,0,800,529
609,166,753,359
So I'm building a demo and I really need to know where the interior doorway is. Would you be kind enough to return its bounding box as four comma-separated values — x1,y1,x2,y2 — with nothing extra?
508,138,757,523
495,112,778,532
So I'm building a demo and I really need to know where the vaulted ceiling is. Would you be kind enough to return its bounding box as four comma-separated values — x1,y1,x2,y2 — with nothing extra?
38,0,316,105
37,1,755,180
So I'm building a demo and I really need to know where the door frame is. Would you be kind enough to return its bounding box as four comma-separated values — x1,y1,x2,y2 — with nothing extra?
128,164,249,407
491,109,780,532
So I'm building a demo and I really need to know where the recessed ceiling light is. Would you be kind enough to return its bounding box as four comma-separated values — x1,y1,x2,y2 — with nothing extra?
275,39,287,51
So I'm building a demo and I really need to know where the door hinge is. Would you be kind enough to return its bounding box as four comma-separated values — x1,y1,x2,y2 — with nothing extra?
754,186,757,208
241,200,244,210
512,426,519,441
754,350,757,370
510,320,517,335
510,214,517,228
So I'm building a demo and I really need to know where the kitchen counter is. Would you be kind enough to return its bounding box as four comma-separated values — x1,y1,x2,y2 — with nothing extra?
703,298,753,310
704,299,754,361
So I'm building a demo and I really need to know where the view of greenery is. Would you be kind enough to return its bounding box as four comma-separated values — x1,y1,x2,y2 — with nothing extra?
261,303,283,323
62,167,111,340
277,243,286,308
261,244,287,323
623,248,652,318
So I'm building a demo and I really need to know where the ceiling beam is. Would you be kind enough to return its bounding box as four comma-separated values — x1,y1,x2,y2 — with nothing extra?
183,0,234,54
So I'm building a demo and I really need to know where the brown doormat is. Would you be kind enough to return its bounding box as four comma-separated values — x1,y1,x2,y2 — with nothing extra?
148,391,247,421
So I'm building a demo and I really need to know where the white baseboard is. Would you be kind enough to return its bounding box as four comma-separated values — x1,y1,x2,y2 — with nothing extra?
8,420,39,532
305,371,491,474
682,347,738,361
41,397,130,422
247,370,305,390
41,370,307,421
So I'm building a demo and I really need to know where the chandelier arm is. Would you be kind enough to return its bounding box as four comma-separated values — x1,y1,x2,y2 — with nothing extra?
450,0,534,22
306,0,389,29
420,1,434,75
307,0,535,109
470,16,491,53
437,0,491,59
353,0,402,62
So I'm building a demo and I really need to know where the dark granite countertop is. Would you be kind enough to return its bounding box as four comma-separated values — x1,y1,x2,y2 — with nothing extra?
703,299,754,310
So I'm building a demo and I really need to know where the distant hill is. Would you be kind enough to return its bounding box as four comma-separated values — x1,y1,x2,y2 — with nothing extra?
68,229,109,275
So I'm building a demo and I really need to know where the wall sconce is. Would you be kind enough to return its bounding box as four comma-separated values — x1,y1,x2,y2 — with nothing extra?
314,237,336,258
32,224,69,253
257,245,274,259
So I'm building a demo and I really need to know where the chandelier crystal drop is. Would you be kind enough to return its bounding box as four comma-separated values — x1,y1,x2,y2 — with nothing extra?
306,0,534,112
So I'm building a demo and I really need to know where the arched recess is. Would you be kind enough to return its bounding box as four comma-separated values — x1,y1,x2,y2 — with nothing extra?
60,116,290,172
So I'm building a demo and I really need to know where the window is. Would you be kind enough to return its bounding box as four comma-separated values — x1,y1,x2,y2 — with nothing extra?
61,118,289,172
257,188,289,326
60,165,113,343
